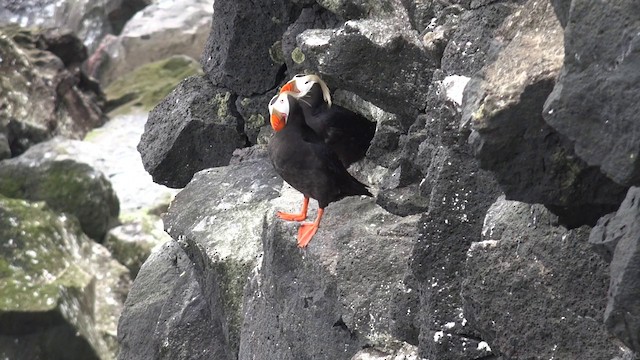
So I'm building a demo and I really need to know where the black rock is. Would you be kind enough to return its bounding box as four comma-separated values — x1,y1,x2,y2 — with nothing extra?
200,0,298,96
117,241,227,360
463,197,629,359
298,18,437,119
590,187,640,353
138,75,247,188
543,0,640,186
462,0,628,227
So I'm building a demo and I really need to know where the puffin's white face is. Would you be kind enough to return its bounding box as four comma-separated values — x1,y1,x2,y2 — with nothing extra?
268,92,290,132
291,74,315,95
280,73,332,106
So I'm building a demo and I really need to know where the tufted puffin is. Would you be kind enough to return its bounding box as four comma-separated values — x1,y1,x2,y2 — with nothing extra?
279,74,376,167
268,91,372,248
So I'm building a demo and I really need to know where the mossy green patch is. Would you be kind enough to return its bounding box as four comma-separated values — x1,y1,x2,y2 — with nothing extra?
0,196,92,312
214,258,252,354
291,47,306,64
104,55,204,115
246,114,265,130
269,40,284,63
0,175,23,199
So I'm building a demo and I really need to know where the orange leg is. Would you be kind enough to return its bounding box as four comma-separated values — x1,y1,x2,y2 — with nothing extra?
277,197,309,222
297,208,324,248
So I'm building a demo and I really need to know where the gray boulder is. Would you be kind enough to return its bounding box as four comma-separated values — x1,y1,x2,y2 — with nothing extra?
0,195,129,360
281,5,340,76
590,187,640,353
240,190,420,360
463,197,630,359
0,138,119,241
117,241,223,360
0,27,106,157
137,75,247,188
543,0,640,186
120,148,425,359
462,0,628,227
162,154,281,356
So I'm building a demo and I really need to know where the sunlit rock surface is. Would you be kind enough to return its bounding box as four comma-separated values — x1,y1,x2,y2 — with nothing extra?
462,0,628,227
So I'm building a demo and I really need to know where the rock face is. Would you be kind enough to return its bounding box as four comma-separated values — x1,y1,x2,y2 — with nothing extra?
544,0,640,187
240,184,419,360
125,0,640,358
96,0,212,85
462,0,628,227
137,75,247,188
463,197,626,359
0,27,106,158
590,187,640,353
117,241,221,360
0,138,120,241
0,196,129,360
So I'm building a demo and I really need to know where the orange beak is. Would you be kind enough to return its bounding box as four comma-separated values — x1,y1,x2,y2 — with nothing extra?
270,112,286,132
280,81,296,93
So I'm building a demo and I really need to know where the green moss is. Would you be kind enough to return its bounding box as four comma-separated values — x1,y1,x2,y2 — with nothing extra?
0,196,92,312
105,55,204,115
0,175,23,198
215,259,252,353
291,47,306,64
269,40,284,63
212,92,232,119
246,114,265,129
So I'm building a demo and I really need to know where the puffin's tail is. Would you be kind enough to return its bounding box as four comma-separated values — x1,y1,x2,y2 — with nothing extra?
345,174,372,198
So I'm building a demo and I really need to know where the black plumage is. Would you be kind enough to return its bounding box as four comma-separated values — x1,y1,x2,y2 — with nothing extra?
268,92,371,247
281,75,376,167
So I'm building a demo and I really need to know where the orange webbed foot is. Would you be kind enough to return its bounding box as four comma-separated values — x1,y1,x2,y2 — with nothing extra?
296,208,324,248
277,211,307,222
297,222,319,248
276,196,309,222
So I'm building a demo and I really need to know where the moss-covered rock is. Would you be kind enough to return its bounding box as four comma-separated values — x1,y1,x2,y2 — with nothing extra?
0,142,120,242
104,55,204,115
0,26,105,157
0,195,128,360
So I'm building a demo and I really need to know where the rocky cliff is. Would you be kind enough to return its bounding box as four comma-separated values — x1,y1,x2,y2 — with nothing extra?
124,0,640,359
